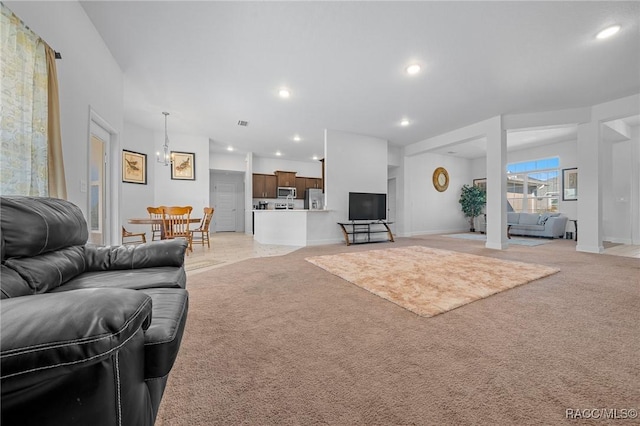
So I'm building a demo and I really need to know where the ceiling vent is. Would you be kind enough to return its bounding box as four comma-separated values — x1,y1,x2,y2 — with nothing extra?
237,120,249,127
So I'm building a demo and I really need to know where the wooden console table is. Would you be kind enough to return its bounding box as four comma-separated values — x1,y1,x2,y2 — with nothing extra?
337,221,395,246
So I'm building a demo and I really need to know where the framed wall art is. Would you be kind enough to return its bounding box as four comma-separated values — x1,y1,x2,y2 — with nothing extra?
473,178,487,192
562,167,578,201
122,150,147,184
171,151,196,180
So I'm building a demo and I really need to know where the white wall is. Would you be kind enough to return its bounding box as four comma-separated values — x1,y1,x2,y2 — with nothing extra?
404,153,472,235
6,1,124,221
323,129,388,244
210,152,246,172
153,131,210,214
603,128,640,243
121,121,156,236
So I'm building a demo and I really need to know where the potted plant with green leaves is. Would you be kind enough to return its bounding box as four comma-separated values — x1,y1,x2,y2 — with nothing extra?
459,184,486,232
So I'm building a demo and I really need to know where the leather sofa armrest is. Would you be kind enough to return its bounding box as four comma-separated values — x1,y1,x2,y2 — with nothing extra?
1,288,152,381
84,239,187,271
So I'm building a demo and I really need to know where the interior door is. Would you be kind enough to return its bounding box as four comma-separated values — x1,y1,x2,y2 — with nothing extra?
215,183,237,232
89,129,108,245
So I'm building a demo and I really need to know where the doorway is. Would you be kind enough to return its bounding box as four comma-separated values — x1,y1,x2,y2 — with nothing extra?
88,109,119,246
387,177,397,234
88,123,111,244
211,171,245,232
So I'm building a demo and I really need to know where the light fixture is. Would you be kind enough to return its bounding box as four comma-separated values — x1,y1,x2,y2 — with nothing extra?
312,155,318,160
156,112,172,166
275,151,282,156
293,135,301,142
278,88,291,98
406,64,421,75
596,25,620,39
227,146,234,152
400,118,410,126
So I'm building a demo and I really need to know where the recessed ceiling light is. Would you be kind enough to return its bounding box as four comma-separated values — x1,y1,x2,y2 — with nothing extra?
406,64,421,75
293,135,301,142
400,119,410,126
596,25,621,39
312,155,318,160
227,146,234,152
275,151,282,156
278,88,290,98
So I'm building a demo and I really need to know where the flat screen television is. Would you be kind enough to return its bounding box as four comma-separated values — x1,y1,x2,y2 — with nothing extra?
348,192,386,221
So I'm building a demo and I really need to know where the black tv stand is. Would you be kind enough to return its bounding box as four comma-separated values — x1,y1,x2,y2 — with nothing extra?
337,221,395,246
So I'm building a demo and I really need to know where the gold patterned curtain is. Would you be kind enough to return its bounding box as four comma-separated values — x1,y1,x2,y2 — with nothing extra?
0,4,66,198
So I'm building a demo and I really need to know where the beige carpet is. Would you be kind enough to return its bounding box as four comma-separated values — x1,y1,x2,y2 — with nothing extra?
156,237,639,425
305,246,559,317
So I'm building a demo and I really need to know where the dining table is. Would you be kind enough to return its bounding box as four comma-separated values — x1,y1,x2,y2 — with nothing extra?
127,217,201,240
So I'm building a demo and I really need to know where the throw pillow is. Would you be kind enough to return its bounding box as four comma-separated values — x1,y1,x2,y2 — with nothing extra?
538,213,550,225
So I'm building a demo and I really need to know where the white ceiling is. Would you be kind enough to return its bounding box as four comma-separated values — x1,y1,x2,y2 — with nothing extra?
80,1,640,161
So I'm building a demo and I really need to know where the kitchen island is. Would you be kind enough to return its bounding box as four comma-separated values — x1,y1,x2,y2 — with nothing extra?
253,209,332,246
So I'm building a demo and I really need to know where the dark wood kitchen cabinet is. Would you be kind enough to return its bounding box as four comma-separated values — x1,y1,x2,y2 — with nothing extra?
295,177,307,199
274,171,297,187
306,178,322,189
253,174,277,198
294,177,323,199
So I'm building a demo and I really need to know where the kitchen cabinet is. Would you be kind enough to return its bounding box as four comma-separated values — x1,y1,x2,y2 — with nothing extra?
253,174,277,198
274,171,297,187
293,177,323,199
295,177,307,199
306,178,322,189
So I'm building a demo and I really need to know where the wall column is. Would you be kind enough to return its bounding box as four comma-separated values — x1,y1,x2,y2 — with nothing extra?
485,116,508,250
576,121,604,253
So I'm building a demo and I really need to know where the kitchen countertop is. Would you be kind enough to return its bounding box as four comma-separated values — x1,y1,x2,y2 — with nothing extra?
253,209,329,212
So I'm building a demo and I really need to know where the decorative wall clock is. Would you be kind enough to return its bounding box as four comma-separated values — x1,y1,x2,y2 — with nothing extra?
432,167,449,192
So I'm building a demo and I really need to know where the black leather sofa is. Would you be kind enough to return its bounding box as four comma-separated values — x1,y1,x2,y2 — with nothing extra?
1,196,189,425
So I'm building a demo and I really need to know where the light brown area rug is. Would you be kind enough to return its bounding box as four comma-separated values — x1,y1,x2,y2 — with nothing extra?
306,245,559,317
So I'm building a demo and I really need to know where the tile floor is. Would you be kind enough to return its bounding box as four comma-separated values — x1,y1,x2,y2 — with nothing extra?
184,232,301,275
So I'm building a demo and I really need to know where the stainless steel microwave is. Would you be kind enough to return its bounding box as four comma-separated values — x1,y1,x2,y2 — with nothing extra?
277,187,296,199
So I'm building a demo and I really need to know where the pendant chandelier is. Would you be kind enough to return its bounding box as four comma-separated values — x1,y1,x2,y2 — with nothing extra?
157,112,172,165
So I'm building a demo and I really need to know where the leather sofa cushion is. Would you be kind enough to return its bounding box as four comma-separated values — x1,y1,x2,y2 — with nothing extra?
84,239,187,271
52,266,187,292
1,196,88,258
0,265,32,299
4,247,86,293
140,288,189,379
1,288,151,381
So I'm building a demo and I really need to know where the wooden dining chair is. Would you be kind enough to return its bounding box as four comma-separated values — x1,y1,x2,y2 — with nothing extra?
161,206,193,253
147,206,165,241
191,207,214,248
122,226,146,245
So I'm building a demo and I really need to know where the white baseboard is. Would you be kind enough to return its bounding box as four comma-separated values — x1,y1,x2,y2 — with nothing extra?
576,244,604,254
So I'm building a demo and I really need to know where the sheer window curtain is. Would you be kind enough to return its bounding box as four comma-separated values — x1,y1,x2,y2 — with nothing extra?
0,4,66,198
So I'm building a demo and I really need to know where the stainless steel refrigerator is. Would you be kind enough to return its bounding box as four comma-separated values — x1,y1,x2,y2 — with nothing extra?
304,188,323,210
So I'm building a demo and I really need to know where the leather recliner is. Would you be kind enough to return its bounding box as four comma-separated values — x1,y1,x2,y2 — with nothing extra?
1,196,189,426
